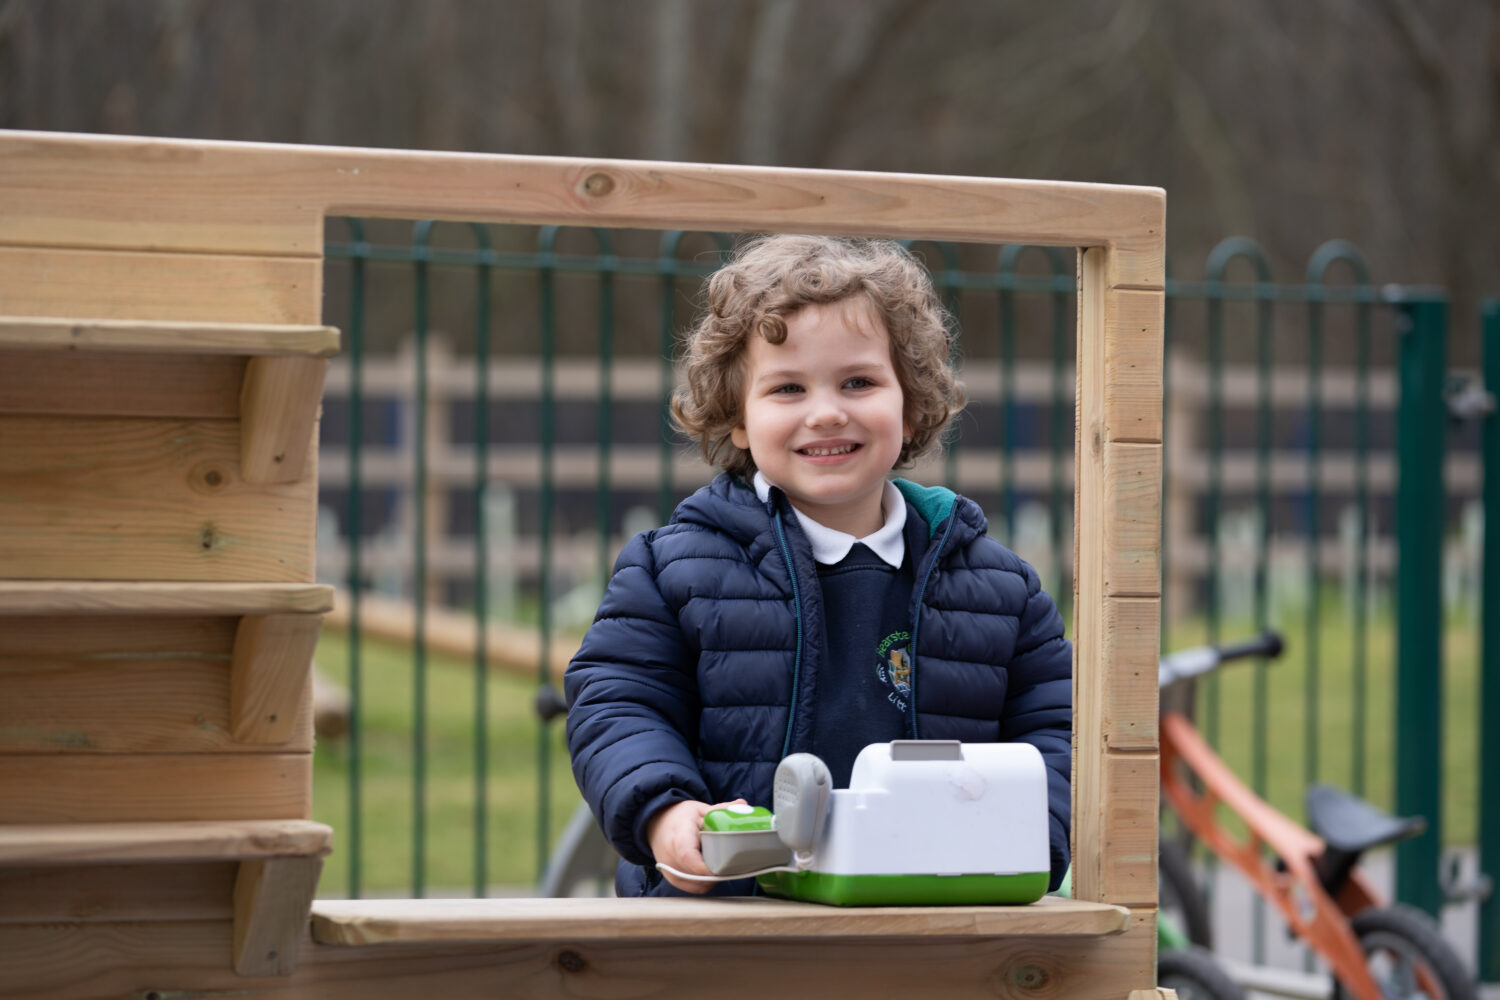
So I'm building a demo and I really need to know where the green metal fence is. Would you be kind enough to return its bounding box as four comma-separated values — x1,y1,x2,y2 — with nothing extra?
313,221,1490,973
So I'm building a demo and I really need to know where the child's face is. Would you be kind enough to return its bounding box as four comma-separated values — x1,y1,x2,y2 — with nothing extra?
730,295,909,537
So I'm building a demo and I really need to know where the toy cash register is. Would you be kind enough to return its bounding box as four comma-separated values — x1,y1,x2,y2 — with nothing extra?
680,740,1051,906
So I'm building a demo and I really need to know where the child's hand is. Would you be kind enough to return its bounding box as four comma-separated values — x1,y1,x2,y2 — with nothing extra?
646,797,748,893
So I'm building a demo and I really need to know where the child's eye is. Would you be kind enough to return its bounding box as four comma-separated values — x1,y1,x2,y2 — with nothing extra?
844,376,875,390
771,383,803,395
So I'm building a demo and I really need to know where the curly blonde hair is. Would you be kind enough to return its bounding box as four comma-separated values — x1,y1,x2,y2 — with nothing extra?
671,234,964,482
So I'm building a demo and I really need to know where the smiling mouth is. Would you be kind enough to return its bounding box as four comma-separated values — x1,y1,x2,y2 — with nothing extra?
798,444,860,457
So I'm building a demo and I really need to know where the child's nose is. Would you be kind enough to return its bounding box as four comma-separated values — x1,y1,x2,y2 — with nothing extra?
805,395,848,428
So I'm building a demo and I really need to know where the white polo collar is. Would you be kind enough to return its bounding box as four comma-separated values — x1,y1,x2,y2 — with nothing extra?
753,471,906,568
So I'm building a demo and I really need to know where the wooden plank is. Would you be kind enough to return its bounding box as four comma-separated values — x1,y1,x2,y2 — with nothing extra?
0,754,310,822
0,131,1166,258
0,654,313,754
0,917,1154,1000
1071,753,1160,908
1073,244,1163,931
0,861,235,924
0,415,316,581
0,245,321,324
1105,289,1165,442
0,351,244,418
310,895,1128,945
0,582,333,616
0,820,331,866
0,317,339,356
0,613,236,657
234,856,325,975
1098,597,1161,751
240,355,328,483
231,614,321,744
1103,442,1163,597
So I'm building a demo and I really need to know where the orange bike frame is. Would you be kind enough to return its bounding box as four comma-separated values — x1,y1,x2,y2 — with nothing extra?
1160,710,1408,1000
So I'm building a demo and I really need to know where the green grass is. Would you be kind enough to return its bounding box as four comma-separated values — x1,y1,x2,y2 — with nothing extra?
308,597,1484,897
310,628,584,898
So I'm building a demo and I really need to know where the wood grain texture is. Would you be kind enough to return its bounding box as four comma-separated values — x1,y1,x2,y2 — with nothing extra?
0,613,236,657
234,856,324,975
1104,289,1165,442
240,355,328,483
310,895,1128,945
0,351,244,418
1102,443,1163,597
0,582,333,616
1071,753,1160,908
1073,244,1163,933
0,915,1157,1000
0,653,314,754
231,614,321,744
0,131,1166,259
0,245,321,324
0,861,235,924
1097,597,1161,751
0,415,316,581
0,753,310,822
0,317,340,356
0,819,332,866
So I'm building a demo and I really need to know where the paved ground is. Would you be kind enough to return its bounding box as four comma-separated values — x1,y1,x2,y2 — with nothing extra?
1196,846,1497,998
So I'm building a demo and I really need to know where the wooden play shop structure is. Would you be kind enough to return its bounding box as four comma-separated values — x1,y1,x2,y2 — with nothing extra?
0,130,1166,999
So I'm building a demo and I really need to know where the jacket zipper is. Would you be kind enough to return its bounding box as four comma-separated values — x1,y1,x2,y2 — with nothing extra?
773,509,805,759
906,510,957,739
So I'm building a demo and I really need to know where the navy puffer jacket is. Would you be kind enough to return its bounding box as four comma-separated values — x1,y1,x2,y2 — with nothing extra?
565,474,1072,896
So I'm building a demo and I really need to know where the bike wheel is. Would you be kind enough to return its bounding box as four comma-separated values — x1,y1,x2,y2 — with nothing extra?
1332,904,1477,1000
1159,834,1215,949
1157,945,1246,1000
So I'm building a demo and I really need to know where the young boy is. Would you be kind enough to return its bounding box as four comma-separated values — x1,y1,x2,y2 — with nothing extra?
565,235,1072,897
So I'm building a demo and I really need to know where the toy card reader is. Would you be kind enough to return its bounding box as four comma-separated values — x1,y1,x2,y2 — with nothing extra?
688,740,1051,906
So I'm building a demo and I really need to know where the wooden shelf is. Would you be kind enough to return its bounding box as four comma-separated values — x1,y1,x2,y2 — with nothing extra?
0,819,331,977
0,581,333,616
0,581,332,745
310,895,1129,947
0,318,339,357
0,316,338,483
0,819,332,866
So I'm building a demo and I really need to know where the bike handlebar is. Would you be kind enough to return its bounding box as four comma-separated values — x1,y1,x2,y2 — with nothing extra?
1158,630,1284,688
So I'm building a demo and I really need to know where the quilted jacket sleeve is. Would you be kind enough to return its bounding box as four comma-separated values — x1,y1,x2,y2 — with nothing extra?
997,559,1073,890
564,529,711,866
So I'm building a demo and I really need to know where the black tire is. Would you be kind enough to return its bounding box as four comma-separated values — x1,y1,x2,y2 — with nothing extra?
1332,904,1477,1000
1159,834,1215,949
1157,945,1247,1000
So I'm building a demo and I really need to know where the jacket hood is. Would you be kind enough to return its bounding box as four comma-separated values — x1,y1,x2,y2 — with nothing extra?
670,475,769,545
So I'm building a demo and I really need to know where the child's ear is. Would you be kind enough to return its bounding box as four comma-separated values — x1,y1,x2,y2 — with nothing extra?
730,424,750,450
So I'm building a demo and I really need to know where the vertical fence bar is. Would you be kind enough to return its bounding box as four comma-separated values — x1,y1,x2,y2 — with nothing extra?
471,224,493,897
1047,249,1070,601
1352,299,1372,800
1391,291,1448,917
935,242,962,487
658,232,684,525
1304,288,1324,789
595,230,616,582
1480,299,1500,980
342,218,367,899
536,226,559,879
1307,241,1375,800
996,248,1020,543
410,220,434,898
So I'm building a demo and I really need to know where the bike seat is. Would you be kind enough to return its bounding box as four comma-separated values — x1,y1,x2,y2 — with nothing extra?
1306,782,1425,854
